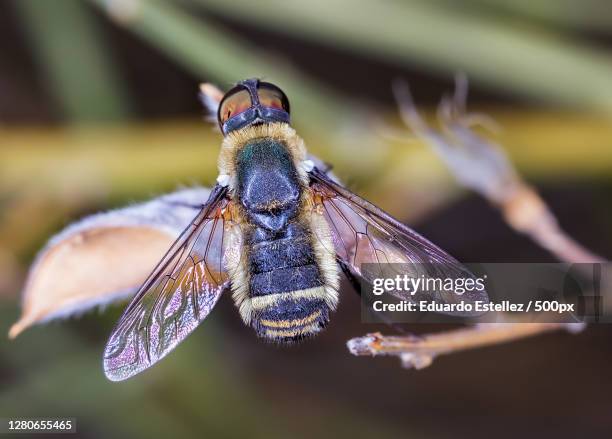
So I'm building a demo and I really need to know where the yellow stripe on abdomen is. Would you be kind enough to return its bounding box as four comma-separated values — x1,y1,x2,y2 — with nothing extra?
260,309,322,329
264,323,321,339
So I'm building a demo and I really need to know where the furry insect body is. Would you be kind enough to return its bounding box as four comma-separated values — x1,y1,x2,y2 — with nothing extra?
101,80,487,382
221,124,339,343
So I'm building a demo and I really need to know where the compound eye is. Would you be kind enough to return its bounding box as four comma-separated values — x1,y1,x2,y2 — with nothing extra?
218,88,252,124
257,82,290,113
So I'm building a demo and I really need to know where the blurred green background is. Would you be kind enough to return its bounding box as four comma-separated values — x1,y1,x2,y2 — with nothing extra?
1,1,612,438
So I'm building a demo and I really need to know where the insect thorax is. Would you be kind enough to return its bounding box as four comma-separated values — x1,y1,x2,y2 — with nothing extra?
225,129,339,343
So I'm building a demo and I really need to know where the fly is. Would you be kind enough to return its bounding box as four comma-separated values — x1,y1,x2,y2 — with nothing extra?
103,78,488,381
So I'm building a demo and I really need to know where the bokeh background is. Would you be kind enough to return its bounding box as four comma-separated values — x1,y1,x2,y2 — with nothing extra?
1,1,612,438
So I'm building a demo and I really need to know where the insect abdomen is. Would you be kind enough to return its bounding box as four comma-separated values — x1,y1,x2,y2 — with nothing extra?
229,135,339,342
248,223,330,342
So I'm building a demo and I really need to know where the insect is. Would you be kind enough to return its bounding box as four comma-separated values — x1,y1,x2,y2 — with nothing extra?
103,78,488,381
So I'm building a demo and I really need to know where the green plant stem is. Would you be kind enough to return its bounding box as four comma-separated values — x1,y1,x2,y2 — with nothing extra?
14,0,132,122
194,0,612,112
89,0,355,131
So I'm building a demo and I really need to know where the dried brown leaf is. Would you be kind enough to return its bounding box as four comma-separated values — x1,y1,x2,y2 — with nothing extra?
9,187,210,338
9,227,172,338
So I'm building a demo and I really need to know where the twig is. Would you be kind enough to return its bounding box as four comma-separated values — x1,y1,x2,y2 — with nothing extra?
500,183,605,263
345,77,604,370
347,323,585,369
393,75,605,263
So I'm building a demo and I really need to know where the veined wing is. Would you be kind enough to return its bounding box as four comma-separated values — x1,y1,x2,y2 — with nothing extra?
103,184,241,381
308,168,488,313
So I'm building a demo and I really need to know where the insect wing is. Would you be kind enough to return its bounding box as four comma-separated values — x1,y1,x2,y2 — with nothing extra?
103,186,240,381
309,169,488,314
